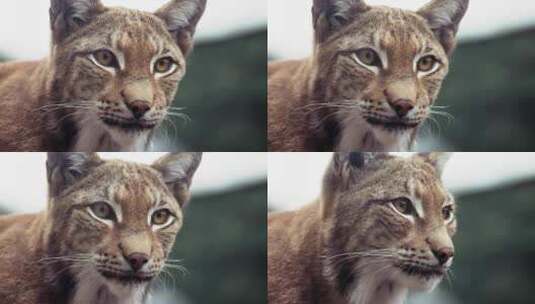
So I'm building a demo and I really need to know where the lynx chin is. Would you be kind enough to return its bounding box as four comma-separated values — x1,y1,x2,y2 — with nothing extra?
268,0,469,152
0,0,206,152
268,152,457,304
0,152,202,304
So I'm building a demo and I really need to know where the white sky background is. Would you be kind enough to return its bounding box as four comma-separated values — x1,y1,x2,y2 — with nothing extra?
0,153,267,214
269,0,535,59
269,153,535,211
0,0,267,60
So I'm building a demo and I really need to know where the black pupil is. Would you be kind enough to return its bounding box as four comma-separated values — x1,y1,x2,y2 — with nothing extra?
101,52,110,63
443,207,451,219
97,204,109,217
158,59,170,71
421,57,433,69
155,211,167,223
396,200,410,214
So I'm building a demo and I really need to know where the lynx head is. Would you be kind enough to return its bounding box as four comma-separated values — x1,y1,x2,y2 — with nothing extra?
321,152,455,297
45,152,201,289
311,0,468,140
47,0,206,142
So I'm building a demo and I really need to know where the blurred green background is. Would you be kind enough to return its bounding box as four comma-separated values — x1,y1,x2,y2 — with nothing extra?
410,178,535,303
155,181,267,304
155,30,267,152
418,28,535,151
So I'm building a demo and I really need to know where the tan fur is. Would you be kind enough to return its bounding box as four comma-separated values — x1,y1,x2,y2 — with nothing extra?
268,0,468,152
0,152,201,304
268,152,456,304
0,0,205,152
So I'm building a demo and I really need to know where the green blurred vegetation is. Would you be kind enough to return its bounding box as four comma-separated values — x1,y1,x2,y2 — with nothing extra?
449,179,535,303
164,182,267,304
410,178,535,303
422,28,535,151
158,30,267,152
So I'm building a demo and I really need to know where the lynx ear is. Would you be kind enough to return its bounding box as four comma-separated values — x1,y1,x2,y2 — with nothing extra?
417,0,469,55
418,152,452,176
321,152,387,218
312,0,369,43
152,153,202,207
155,0,206,56
50,0,106,43
47,153,103,197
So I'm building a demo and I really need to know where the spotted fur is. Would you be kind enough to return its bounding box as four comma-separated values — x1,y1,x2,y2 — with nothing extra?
268,152,456,304
0,0,206,151
268,0,468,151
0,152,202,304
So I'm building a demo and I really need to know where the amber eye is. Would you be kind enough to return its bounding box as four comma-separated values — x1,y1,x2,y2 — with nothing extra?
152,209,173,226
417,55,439,73
92,50,118,68
391,198,414,215
355,48,382,67
89,202,116,221
442,205,454,222
154,57,176,74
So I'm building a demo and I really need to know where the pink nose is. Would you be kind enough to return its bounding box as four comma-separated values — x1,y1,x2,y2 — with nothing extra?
126,252,149,272
126,100,151,119
433,247,454,265
388,99,414,117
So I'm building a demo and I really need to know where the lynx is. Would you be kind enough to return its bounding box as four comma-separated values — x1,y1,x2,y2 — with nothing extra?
268,152,456,304
0,152,202,304
268,0,469,151
0,0,206,151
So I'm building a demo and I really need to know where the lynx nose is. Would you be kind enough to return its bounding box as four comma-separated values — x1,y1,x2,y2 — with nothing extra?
126,252,149,272
126,100,151,120
432,247,454,266
388,99,414,118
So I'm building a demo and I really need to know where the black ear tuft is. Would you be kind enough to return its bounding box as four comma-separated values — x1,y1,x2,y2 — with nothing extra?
152,153,202,207
49,0,105,43
417,0,469,55
312,0,369,43
348,152,365,168
155,0,207,56
47,152,102,198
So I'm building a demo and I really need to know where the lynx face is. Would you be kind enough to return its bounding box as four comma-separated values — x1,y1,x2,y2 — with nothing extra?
312,0,468,147
45,153,201,290
48,0,205,148
322,152,455,296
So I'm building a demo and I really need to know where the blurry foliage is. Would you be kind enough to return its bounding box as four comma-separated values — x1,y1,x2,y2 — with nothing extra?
159,30,267,152
164,181,267,304
422,29,535,151
449,179,535,303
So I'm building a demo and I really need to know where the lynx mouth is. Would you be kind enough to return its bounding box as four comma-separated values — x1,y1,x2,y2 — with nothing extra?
98,269,155,284
101,116,158,132
396,263,446,279
365,116,419,131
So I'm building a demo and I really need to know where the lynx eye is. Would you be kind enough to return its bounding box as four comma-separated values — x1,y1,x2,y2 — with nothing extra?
89,202,116,221
417,55,439,73
151,209,174,227
442,205,454,222
354,48,382,68
92,50,119,68
154,57,176,74
390,198,414,216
